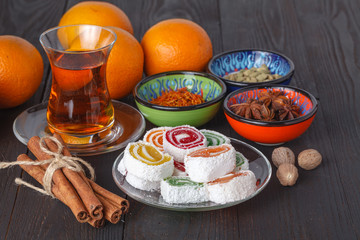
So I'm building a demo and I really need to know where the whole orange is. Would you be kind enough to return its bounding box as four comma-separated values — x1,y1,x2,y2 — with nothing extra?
58,1,133,35
141,18,213,76
106,27,144,99
0,36,43,109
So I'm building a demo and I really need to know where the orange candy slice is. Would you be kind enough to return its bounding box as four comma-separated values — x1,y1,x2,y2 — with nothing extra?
208,172,249,185
187,144,232,158
143,127,170,152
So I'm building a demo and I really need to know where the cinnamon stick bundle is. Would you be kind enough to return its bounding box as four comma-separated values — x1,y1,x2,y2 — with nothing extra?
21,134,129,227
43,137,103,220
28,137,100,221
52,133,130,218
17,154,89,223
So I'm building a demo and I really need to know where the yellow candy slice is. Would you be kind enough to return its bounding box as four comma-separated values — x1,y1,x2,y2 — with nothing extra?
129,142,171,166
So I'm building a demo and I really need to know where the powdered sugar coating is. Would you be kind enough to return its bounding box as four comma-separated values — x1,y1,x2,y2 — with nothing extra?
207,170,257,204
173,167,188,177
117,158,127,175
184,144,236,182
126,171,160,192
118,158,161,192
123,141,174,182
161,176,208,203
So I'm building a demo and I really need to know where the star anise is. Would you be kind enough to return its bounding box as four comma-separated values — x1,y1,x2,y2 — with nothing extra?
230,90,301,121
277,103,301,120
260,104,275,121
259,90,290,109
229,98,263,120
271,96,291,111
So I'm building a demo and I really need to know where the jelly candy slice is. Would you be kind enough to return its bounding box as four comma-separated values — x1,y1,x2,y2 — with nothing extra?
129,142,171,166
174,161,185,172
200,129,230,146
165,126,206,150
208,172,249,185
187,145,232,158
144,127,170,152
234,152,249,171
164,176,204,187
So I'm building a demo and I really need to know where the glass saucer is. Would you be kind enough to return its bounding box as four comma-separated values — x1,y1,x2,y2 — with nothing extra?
112,138,272,212
13,100,145,156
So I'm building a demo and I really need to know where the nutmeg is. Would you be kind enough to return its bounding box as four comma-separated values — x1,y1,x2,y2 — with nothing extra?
271,147,295,168
276,163,298,186
298,149,322,170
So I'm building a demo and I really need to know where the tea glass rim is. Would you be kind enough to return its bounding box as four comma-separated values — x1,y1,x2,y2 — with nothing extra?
39,24,117,54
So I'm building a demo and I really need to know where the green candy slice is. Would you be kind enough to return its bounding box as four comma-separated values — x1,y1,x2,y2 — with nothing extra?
200,129,230,146
236,152,246,167
164,176,204,187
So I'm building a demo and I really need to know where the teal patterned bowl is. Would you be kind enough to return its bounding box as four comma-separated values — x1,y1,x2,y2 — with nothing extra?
134,71,227,127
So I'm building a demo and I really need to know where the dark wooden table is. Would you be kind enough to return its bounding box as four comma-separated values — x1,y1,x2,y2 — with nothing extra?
1,0,359,239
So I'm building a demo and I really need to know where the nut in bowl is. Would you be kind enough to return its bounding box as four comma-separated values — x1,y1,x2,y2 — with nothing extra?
223,85,318,145
134,71,227,127
207,49,295,92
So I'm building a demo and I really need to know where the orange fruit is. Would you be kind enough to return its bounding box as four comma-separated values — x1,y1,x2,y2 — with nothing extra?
0,35,43,109
106,27,144,99
58,1,133,35
52,64,94,92
141,18,213,76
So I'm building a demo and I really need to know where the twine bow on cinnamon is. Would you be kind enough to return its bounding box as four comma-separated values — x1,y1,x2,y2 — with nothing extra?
0,135,95,198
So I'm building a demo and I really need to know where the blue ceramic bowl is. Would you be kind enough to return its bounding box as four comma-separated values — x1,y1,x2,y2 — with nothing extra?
134,71,227,127
207,49,295,92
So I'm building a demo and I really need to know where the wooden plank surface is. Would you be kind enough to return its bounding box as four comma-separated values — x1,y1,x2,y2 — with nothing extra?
0,1,65,239
218,0,359,239
0,0,359,239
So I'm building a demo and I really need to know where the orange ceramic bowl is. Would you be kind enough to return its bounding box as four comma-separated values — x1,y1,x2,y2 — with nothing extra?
223,85,318,145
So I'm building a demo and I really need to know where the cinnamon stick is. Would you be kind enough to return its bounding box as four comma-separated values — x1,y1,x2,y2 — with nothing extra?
52,133,72,157
17,154,89,223
44,136,103,220
53,133,130,214
88,179,129,214
17,154,47,185
95,193,122,224
88,217,105,228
